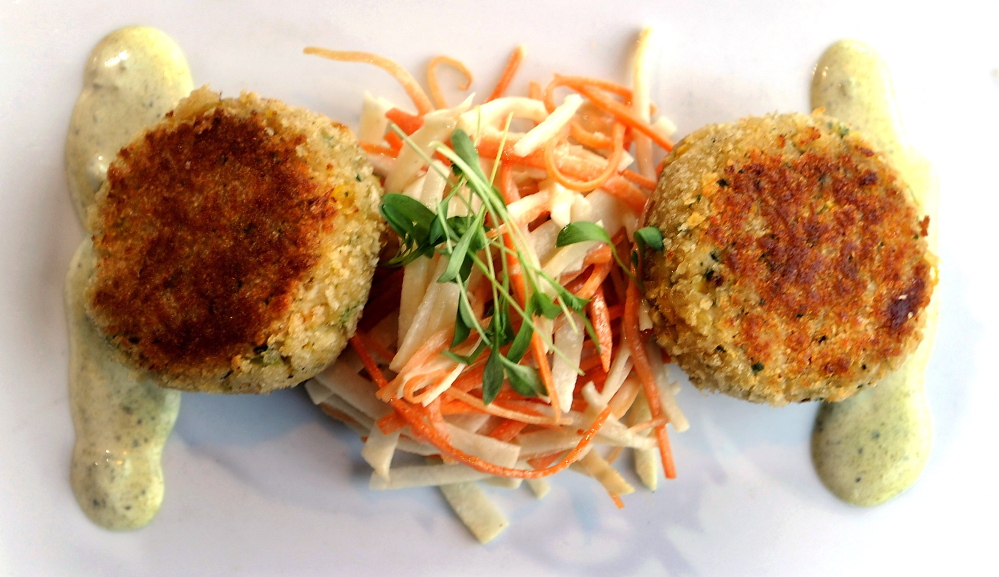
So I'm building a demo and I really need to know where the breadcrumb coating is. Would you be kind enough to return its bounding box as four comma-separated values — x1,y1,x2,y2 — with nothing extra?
87,87,384,393
642,112,935,405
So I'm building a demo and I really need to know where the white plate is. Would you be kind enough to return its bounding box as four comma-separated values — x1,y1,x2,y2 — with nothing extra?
2,1,997,575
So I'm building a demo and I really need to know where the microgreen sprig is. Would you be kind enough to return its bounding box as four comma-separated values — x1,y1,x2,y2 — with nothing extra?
382,128,592,404
555,221,664,284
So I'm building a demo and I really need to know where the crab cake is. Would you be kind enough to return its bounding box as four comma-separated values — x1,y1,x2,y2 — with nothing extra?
86,87,384,394
642,112,935,406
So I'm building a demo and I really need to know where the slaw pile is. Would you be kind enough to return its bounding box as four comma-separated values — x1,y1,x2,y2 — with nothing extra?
303,28,689,543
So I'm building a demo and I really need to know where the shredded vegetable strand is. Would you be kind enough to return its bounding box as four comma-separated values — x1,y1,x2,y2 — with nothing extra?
544,122,626,192
427,55,474,109
570,120,614,149
630,27,656,179
350,334,391,390
622,168,658,190
624,281,676,479
304,47,434,115
487,45,526,101
590,286,614,373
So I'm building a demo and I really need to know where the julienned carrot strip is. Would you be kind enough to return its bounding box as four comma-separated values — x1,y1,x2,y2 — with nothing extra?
426,398,447,429
577,365,608,392
610,494,625,509
583,244,613,266
655,426,675,478
487,45,525,102
545,122,625,193
601,176,649,215
376,412,406,435
590,287,613,373
384,131,404,154
426,55,473,109
517,180,540,197
528,80,543,101
559,267,587,290
439,398,479,415
451,363,487,393
498,159,521,205
488,419,529,442
475,137,543,172
577,260,614,300
624,281,676,479
360,141,399,158
350,335,391,389
543,74,634,113
572,83,674,152
468,281,493,318
385,107,425,135
304,47,434,115
531,331,560,420
483,391,546,412
527,452,561,470
570,121,614,149
622,169,658,190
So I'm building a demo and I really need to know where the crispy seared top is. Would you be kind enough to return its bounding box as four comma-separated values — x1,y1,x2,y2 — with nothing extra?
643,112,935,403
704,143,932,380
89,107,335,374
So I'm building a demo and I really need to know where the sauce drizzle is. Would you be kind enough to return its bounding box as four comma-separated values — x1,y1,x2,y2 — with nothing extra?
809,40,938,506
66,26,192,529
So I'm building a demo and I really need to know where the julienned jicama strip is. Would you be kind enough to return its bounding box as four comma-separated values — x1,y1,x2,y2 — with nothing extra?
304,27,687,543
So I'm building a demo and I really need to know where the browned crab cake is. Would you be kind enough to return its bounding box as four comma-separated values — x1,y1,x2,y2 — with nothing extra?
642,112,935,406
86,87,384,394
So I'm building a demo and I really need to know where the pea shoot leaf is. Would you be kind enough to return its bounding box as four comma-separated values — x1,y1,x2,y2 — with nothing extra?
438,209,485,284
507,316,534,363
555,221,612,248
482,347,505,404
450,129,481,177
634,226,664,252
500,357,543,397
531,292,562,320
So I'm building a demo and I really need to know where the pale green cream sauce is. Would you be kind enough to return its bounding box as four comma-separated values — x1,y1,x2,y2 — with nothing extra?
810,40,938,506
66,26,192,529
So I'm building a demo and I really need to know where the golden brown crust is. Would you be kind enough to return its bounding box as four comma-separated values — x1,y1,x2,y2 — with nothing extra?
86,87,384,393
91,107,330,375
643,112,935,405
